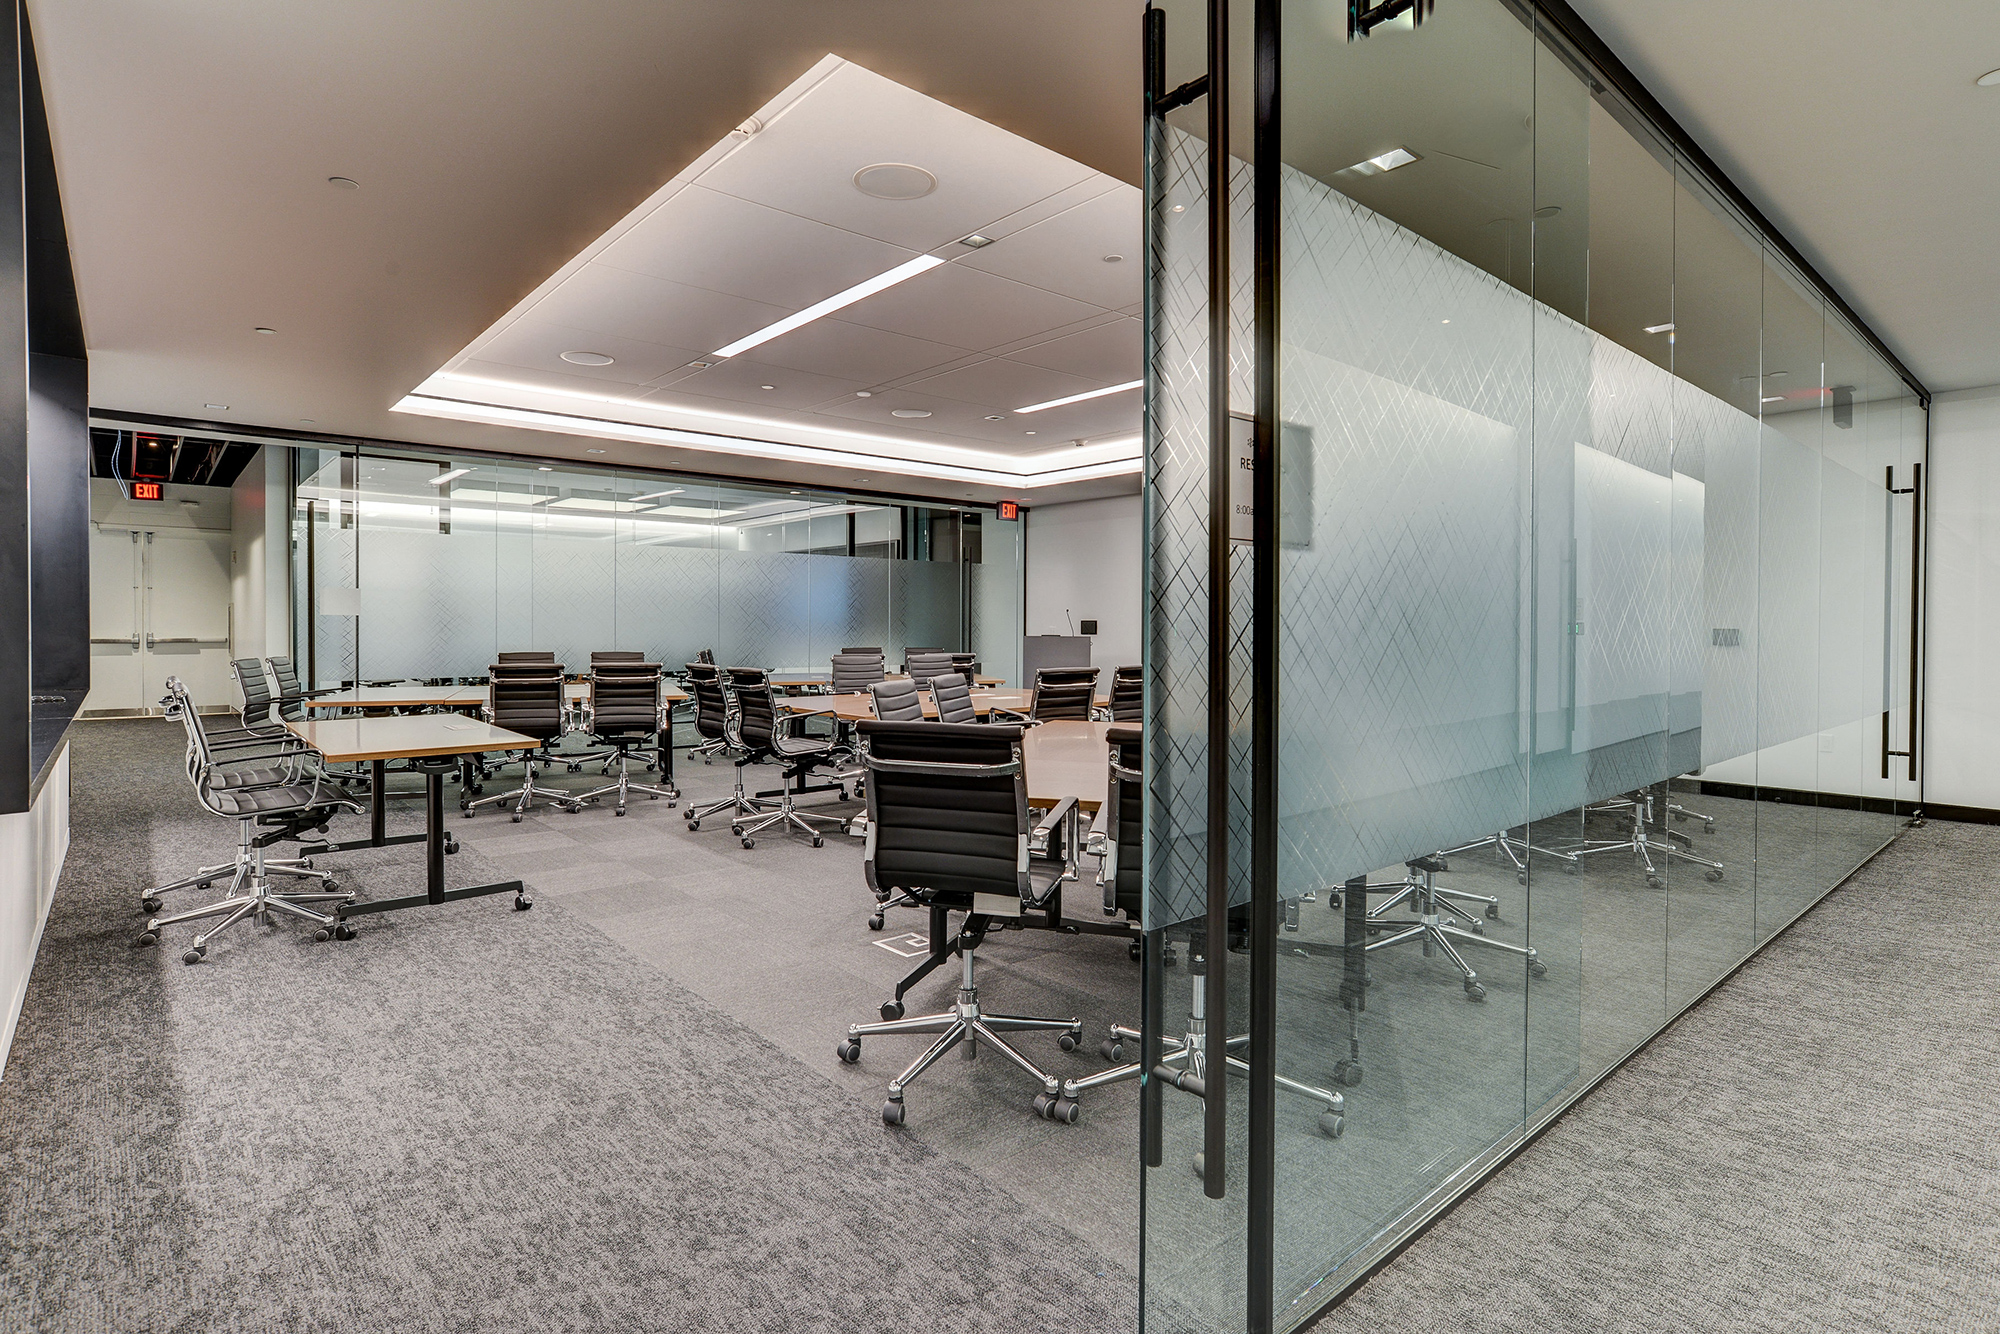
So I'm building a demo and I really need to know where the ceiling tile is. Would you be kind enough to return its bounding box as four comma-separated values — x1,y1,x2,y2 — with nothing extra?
957,186,1142,309
697,61,1097,253
833,259,1108,351
1003,317,1141,384
649,357,867,412
901,356,1107,412
733,316,968,383
595,183,916,308
467,318,707,386
534,262,789,357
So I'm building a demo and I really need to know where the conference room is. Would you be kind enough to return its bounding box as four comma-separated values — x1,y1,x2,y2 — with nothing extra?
2,4,1973,1333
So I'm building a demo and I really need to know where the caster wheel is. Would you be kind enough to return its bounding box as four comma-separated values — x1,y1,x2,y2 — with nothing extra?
1128,939,1142,962
1327,893,1342,911
615,808,627,817
1467,919,1485,935
836,1040,861,1064
1563,861,1579,875
1163,951,1178,968
563,804,579,814
1486,902,1501,919
514,896,533,911
882,1100,905,1126
1646,875,1663,888
1319,1111,1345,1138
880,999,905,1021
510,813,523,824
868,914,885,931
1704,822,1716,834
731,826,743,837
1052,1096,1080,1124
1464,982,1487,1003
1333,1060,1363,1086
314,928,332,943
299,859,314,870
444,837,458,855
182,948,205,966
1705,869,1724,882
1058,1030,1080,1053
1100,1038,1125,1063
811,837,823,848
1517,872,1527,886
322,881,340,894
687,821,701,832
333,923,358,941
567,764,582,774
839,821,852,835
1528,958,1548,979
1032,1091,1057,1119
135,930,158,948
649,794,660,801
470,784,484,795
142,897,164,915
461,808,474,818
741,838,755,849
1673,811,1686,822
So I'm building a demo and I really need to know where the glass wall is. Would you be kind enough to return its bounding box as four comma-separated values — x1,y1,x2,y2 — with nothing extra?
286,447,1021,686
1139,2,1925,1329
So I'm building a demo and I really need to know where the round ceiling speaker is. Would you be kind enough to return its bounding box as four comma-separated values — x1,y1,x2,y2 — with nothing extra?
560,350,615,366
853,163,937,200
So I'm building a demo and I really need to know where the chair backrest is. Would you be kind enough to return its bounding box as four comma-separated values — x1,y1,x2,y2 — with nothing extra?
686,663,728,740
905,650,956,688
589,662,662,737
1109,665,1143,722
498,650,556,664
949,652,980,680
726,667,776,751
1103,725,1143,917
831,649,887,693
840,646,882,654
858,720,1029,905
232,658,277,728
929,672,979,725
869,677,925,722
591,650,643,665
695,647,715,664
1030,667,1100,721
487,661,566,739
267,655,308,721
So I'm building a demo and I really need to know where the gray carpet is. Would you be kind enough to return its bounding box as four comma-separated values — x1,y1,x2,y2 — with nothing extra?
1313,814,2000,1333
0,721,1186,1334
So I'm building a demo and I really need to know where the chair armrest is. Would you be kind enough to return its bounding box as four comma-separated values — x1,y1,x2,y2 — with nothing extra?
987,707,1030,724
1032,795,1078,841
1086,802,1111,854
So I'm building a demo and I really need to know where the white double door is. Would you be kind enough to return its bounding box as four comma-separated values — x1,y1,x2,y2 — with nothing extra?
84,526,236,715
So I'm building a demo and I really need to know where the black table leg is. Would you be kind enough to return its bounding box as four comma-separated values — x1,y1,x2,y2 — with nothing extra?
334,759,529,926
370,758,386,844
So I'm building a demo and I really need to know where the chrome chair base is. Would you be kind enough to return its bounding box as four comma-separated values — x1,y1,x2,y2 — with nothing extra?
684,758,770,829
1562,792,1724,887
1437,828,1580,886
136,845,353,964
564,751,679,816
460,757,569,822
1364,865,1545,1002
140,824,337,914
837,943,1083,1125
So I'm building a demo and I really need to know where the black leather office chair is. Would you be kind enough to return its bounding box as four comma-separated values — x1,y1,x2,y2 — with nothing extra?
229,658,290,736
950,652,980,682
1029,667,1100,721
1062,727,1346,1146
684,663,732,763
834,720,1084,1125
696,668,850,848
563,661,678,815
591,650,642,663
869,677,925,722
904,651,956,689
497,650,556,664
462,660,569,821
831,648,887,693
136,678,359,963
266,655,338,725
929,672,979,724
1108,665,1143,722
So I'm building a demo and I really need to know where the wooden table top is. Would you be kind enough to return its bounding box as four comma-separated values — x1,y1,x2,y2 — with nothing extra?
284,715,540,763
306,682,686,710
781,688,1108,723
1022,720,1119,812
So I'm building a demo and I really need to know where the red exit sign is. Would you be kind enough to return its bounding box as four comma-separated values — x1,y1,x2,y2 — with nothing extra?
997,500,1020,521
130,481,163,501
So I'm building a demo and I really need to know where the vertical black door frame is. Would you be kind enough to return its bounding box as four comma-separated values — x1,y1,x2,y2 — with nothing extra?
1247,0,1280,1325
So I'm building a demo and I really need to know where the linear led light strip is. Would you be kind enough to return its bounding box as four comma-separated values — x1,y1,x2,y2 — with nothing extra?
393,393,1141,488
713,254,945,358
1014,379,1143,414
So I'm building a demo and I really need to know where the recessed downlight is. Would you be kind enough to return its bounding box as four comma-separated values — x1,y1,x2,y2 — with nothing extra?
560,350,615,366
1979,69,2000,87
1348,146,1420,175
1643,323,1675,334
1102,254,1124,263
855,391,873,397
853,163,937,200
958,234,995,249
327,176,359,189
984,415,1005,421
204,403,228,410
1533,205,1562,219
759,384,777,390
586,448,607,454
891,409,932,418
254,327,276,335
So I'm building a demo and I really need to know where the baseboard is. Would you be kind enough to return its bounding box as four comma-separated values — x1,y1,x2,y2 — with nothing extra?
1696,780,1914,818
1900,800,2000,826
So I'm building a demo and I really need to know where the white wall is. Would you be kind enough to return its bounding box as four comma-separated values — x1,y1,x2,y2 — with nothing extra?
229,447,291,659
0,743,69,1079
1922,385,2000,810
1024,493,1142,673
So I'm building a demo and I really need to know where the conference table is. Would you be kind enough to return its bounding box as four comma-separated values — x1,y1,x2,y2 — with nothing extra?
305,682,689,710
781,688,1111,723
285,714,542,932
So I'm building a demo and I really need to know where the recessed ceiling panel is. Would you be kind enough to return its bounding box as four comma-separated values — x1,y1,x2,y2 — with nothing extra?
474,317,705,386
594,183,916,309
697,61,1098,252
1003,316,1141,384
902,355,1107,412
731,315,968,384
667,355,867,411
832,260,1108,350
541,263,791,357
957,187,1143,309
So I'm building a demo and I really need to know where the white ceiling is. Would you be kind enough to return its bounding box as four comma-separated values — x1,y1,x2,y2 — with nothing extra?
413,57,1143,484
29,0,1145,504
1569,0,2000,395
